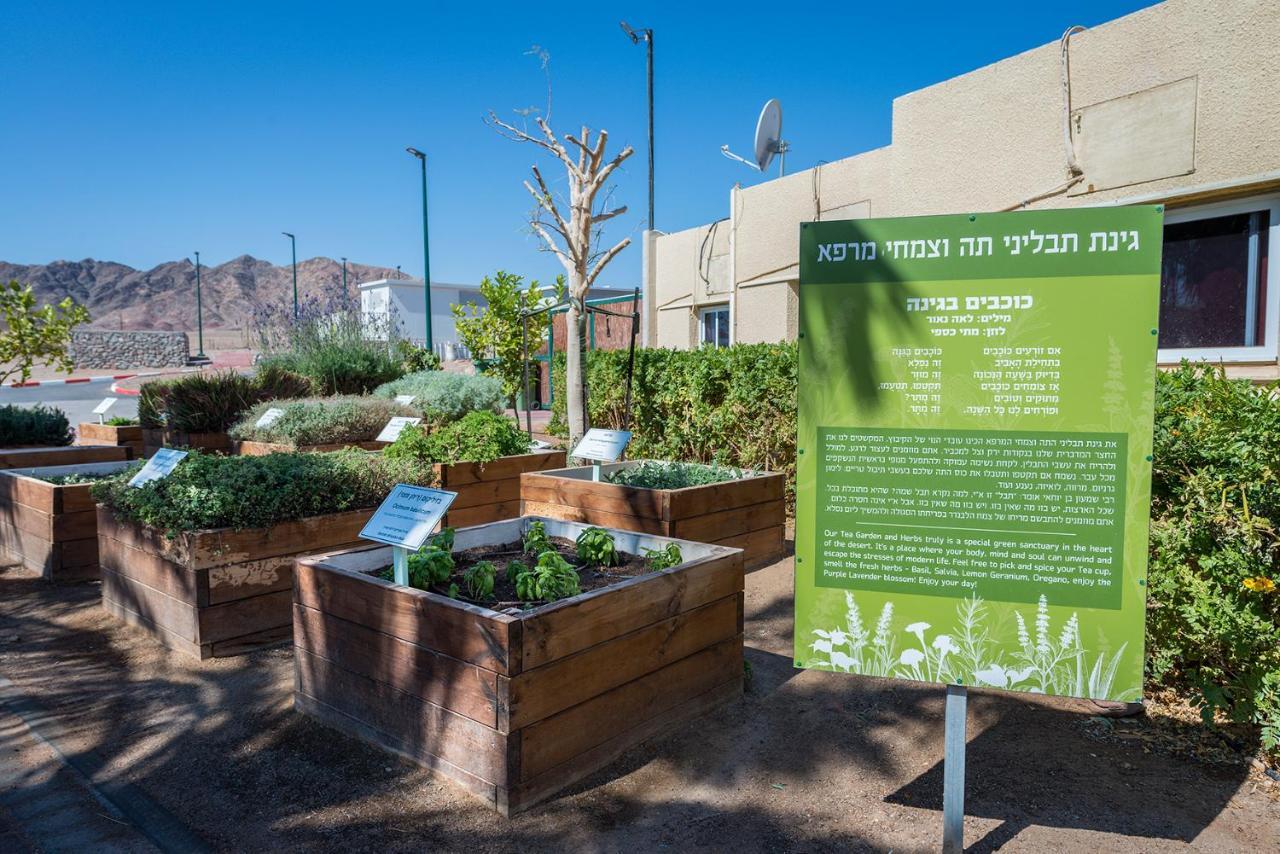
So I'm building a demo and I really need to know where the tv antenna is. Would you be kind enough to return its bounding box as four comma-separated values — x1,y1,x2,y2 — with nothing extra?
721,98,789,177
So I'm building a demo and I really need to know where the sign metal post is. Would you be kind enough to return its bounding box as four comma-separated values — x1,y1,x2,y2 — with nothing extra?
942,684,967,853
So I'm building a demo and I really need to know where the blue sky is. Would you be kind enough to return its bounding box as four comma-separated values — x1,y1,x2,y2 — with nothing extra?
2,1,1154,289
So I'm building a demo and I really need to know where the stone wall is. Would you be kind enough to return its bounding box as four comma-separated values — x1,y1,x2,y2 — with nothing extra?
69,331,190,369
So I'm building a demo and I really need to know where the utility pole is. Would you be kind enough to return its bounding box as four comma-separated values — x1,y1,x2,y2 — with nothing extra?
621,21,655,231
406,147,433,350
282,232,298,318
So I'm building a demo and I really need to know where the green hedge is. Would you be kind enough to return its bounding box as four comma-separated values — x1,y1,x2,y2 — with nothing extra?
549,343,797,497
0,404,73,447
93,449,436,534
230,396,414,446
1148,363,1280,747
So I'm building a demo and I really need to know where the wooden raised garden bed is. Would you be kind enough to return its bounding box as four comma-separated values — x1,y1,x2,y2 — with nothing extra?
521,461,786,569
233,439,389,456
0,445,131,470
292,516,744,815
77,422,144,457
97,507,373,659
0,461,133,581
437,450,566,528
142,428,232,457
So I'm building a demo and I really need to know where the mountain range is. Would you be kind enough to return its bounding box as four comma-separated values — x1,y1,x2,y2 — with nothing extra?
0,256,403,331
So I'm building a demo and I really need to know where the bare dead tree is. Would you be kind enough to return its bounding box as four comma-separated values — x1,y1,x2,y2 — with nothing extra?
486,109,633,445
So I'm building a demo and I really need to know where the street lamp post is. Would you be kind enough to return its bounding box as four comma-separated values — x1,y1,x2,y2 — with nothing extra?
406,147,433,352
282,232,298,318
193,251,207,359
341,256,348,290
621,21,655,231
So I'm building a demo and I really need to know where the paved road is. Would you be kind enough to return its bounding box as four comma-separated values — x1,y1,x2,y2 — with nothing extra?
0,384,138,433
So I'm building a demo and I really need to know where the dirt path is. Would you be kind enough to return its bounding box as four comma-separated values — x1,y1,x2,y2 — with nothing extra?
0,551,1274,852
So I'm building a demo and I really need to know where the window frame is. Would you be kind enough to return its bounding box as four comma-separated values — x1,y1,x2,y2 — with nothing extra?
698,304,731,348
1157,194,1280,364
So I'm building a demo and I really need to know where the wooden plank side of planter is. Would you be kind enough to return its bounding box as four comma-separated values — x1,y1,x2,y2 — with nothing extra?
197,589,293,645
440,452,567,488
717,525,786,567
670,500,785,544
517,500,668,536
0,446,129,469
0,520,96,580
665,473,786,519
293,602,501,727
520,552,744,670
100,568,199,642
520,474,667,520
98,532,203,603
78,423,143,446
446,478,520,511
517,634,743,780
294,558,518,675
100,594,209,660
293,691,499,806
0,474,58,514
206,557,296,605
503,676,742,816
506,593,742,729
295,647,509,785
444,500,521,530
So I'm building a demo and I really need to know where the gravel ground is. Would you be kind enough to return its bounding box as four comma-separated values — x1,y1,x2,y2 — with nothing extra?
0,544,1275,852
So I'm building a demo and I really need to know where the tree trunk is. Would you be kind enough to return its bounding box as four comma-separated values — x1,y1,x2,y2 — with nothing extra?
565,298,586,446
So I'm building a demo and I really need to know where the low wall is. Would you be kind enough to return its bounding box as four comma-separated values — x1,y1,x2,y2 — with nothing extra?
69,331,189,369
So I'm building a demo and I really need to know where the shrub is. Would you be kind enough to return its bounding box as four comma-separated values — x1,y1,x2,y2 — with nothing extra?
383,411,530,466
0,404,72,447
252,280,406,395
138,367,313,433
549,343,797,498
451,271,562,401
93,449,437,534
394,339,441,373
1147,363,1280,747
605,460,751,490
104,416,138,427
230,396,414,447
373,371,505,423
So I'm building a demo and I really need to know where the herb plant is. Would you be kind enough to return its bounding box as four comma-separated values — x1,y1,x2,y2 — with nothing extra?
644,543,683,572
513,551,581,602
383,411,530,466
0,404,72,447
575,527,619,567
505,559,528,585
463,560,497,600
522,521,551,555
408,546,454,589
230,396,415,447
605,460,751,490
103,416,138,427
373,370,504,423
138,368,313,433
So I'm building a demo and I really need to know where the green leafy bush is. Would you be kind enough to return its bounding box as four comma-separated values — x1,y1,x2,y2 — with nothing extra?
373,371,504,423
0,404,72,447
394,339,442,373
605,460,751,490
463,560,497,600
575,527,618,567
103,416,138,427
644,542,683,572
138,368,313,433
514,550,580,602
230,397,414,447
1148,363,1280,748
408,545,454,589
522,520,551,555
383,411,530,466
92,449,436,534
549,343,796,498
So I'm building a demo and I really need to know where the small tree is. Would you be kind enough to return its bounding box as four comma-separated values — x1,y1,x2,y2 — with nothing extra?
487,107,633,444
452,271,564,403
0,281,91,386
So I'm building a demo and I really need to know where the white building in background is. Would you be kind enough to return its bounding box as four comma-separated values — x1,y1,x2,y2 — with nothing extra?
359,277,634,360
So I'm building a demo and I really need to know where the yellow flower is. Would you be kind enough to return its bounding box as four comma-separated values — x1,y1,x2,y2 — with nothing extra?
1242,576,1276,593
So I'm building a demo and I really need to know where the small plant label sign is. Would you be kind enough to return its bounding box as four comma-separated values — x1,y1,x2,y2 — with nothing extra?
394,394,416,406
572,428,632,462
128,448,189,488
255,407,286,428
377,416,422,443
92,397,118,417
359,484,458,550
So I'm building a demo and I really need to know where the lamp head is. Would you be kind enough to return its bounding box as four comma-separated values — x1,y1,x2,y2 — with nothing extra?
620,21,637,42
282,231,294,239
406,147,425,160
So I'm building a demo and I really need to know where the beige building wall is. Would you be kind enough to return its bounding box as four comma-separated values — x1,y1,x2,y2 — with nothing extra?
647,0,1280,365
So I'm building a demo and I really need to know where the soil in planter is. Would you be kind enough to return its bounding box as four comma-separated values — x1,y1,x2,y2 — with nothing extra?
374,536,652,609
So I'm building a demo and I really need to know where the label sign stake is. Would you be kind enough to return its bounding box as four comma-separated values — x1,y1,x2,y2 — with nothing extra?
359,484,458,586
92,397,118,424
128,448,189,488
571,428,632,480
394,394,417,406
255,407,286,428
376,416,422,444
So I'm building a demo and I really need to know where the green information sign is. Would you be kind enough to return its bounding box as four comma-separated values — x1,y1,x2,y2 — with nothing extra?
795,207,1162,701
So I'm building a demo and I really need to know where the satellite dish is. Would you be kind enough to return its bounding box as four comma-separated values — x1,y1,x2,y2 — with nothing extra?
721,98,790,176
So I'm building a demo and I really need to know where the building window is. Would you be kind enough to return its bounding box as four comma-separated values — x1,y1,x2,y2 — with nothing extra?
1159,197,1278,362
699,305,730,348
